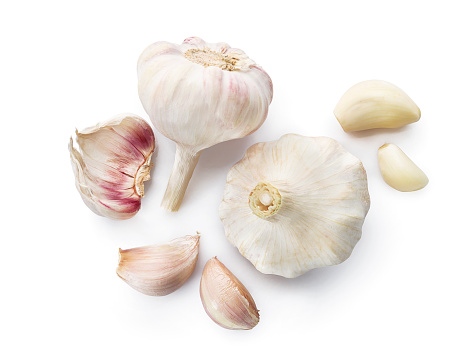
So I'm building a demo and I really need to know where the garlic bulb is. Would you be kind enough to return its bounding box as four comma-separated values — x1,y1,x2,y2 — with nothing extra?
137,36,273,211
69,113,155,220
334,80,421,132
117,234,200,296
200,257,259,330
378,143,429,192
219,134,370,278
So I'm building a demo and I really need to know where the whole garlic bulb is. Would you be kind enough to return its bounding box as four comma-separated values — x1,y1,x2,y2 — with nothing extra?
69,113,155,220
137,36,273,211
219,134,370,278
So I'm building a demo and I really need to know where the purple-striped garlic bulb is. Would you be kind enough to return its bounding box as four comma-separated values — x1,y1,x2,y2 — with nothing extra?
137,37,273,211
69,113,156,220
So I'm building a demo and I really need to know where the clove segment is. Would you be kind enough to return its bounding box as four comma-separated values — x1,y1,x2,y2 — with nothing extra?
378,143,428,192
117,234,200,296
334,80,421,132
69,113,156,220
200,257,259,330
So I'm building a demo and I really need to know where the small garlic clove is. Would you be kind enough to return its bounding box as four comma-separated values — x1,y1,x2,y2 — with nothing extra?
69,113,156,220
200,257,259,330
378,143,428,192
334,80,421,132
117,234,200,296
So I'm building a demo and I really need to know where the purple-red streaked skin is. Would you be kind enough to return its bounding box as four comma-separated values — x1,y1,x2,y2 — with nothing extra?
117,235,200,296
200,257,259,330
69,113,155,220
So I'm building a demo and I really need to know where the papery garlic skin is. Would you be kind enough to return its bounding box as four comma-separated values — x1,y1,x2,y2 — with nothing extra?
69,114,155,220
117,234,200,296
378,143,428,192
219,134,370,278
334,80,421,132
200,257,259,330
137,37,273,211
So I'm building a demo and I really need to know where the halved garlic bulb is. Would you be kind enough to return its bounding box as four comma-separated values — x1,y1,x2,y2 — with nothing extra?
200,257,259,330
137,36,273,211
378,143,429,192
117,234,200,296
334,80,421,132
219,134,370,278
69,114,156,220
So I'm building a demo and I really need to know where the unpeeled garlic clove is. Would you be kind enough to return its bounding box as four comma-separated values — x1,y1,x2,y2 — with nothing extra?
334,80,421,132
69,113,156,220
200,257,259,330
117,234,200,296
378,143,428,192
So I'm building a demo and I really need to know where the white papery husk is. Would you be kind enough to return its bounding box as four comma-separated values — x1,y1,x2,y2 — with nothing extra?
219,134,370,278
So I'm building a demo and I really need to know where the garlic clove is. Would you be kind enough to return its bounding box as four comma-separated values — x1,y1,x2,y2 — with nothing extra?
219,134,370,278
334,80,421,132
378,143,428,192
69,113,155,220
117,234,200,296
200,257,259,330
137,37,273,211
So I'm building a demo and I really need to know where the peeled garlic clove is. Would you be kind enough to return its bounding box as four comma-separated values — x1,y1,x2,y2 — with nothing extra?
117,234,200,296
137,36,273,211
219,134,370,278
378,143,428,192
200,257,259,330
69,113,156,220
334,80,421,132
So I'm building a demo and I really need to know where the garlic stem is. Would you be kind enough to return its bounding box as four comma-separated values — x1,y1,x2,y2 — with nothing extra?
161,145,202,211
259,191,273,206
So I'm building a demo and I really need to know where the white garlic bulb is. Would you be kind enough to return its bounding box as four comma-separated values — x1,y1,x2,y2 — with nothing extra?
334,80,421,132
69,114,156,220
378,143,429,192
137,36,273,211
219,134,370,278
117,234,200,296
200,257,259,330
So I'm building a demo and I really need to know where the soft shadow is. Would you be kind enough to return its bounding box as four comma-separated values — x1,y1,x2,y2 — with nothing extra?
346,124,415,139
184,136,259,198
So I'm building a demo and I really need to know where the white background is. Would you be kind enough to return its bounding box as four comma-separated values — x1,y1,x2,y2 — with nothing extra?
1,1,474,361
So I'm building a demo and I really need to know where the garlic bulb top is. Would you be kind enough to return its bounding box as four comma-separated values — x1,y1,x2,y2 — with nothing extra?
137,36,273,211
69,114,155,220
219,134,370,278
